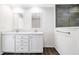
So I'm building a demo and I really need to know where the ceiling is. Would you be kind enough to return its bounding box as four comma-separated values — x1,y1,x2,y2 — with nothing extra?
8,4,54,9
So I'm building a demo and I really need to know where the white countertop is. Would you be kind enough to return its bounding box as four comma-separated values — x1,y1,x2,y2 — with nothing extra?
2,32,43,35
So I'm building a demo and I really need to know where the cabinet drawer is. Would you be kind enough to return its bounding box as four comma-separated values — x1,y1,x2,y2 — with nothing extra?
16,35,28,39
16,45,28,48
30,35,43,38
16,48,28,52
16,46,28,52
16,40,28,43
2,34,15,39
16,39,28,43
16,42,28,46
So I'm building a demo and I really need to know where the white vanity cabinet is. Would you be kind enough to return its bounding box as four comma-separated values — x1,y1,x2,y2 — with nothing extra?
2,32,15,52
2,32,43,53
30,34,43,53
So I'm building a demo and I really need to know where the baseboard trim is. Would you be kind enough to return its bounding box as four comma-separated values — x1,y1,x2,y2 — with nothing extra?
54,46,61,55
44,46,54,48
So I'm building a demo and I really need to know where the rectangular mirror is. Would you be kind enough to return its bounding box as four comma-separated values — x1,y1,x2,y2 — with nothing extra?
32,13,40,28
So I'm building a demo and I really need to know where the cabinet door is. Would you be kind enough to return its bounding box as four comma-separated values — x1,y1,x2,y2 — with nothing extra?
2,34,15,52
30,35,43,53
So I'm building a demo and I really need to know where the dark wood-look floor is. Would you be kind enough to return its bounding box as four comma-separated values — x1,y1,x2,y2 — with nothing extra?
2,48,59,55
43,48,59,55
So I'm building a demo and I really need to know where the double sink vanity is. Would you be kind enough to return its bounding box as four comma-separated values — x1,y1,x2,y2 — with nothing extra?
1,32,43,53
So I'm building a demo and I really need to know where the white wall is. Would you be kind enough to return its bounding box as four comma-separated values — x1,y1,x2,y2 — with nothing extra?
0,5,13,32
41,7,55,47
23,8,32,31
23,7,55,47
13,13,24,31
0,5,13,54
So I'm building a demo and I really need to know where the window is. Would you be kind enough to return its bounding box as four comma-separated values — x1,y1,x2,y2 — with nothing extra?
56,4,79,27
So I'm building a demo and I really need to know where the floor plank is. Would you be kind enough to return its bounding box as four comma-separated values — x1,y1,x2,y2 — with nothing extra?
2,48,59,55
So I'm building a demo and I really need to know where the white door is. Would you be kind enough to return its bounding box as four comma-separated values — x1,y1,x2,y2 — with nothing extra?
30,35,43,53
2,34,15,52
